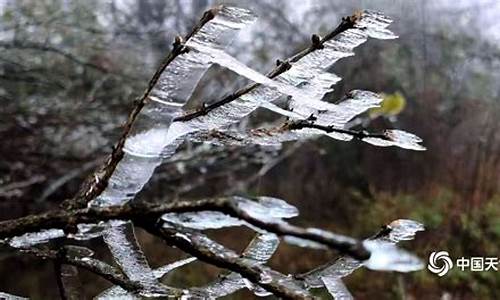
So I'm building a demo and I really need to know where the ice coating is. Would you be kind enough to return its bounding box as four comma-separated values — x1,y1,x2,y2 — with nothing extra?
162,211,244,230
302,218,425,292
102,222,167,296
194,233,280,297
92,6,257,208
8,229,65,248
176,11,397,138
161,197,298,230
242,233,279,263
362,129,427,151
89,11,258,299
378,219,425,243
321,276,353,300
234,196,299,221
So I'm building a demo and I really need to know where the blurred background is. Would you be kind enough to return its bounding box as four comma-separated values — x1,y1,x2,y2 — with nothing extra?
1,0,500,299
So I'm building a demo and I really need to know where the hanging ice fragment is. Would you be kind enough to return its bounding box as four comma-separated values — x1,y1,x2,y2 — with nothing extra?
162,211,244,230
321,276,353,300
377,219,425,243
102,222,167,297
234,196,299,221
362,129,426,151
173,10,399,144
242,234,279,263
362,240,424,272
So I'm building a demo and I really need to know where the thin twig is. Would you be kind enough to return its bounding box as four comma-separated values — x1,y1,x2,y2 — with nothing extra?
173,13,359,123
61,7,220,210
286,119,388,140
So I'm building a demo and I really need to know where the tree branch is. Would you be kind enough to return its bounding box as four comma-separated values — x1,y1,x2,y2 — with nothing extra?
61,7,220,210
142,223,313,300
286,119,388,140
19,246,143,293
173,13,360,123
0,198,369,260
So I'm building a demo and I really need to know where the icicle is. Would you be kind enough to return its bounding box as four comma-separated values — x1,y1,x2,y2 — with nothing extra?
161,196,298,230
102,222,167,297
242,234,279,263
153,257,198,279
321,276,353,300
362,240,424,272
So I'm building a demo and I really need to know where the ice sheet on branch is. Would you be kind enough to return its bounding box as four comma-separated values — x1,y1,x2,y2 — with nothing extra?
321,276,353,300
302,219,424,296
92,6,256,208
171,11,397,139
102,221,168,297
162,196,298,230
192,233,290,298
362,129,427,151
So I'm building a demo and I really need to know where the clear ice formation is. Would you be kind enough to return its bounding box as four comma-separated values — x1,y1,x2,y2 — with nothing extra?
102,221,168,297
90,8,258,298
302,219,425,299
4,8,427,299
321,276,353,300
193,233,290,298
92,6,257,207
162,196,298,230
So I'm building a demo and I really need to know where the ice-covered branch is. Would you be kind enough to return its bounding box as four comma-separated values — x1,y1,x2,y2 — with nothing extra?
63,6,255,209
143,224,313,300
0,197,368,259
173,13,359,122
